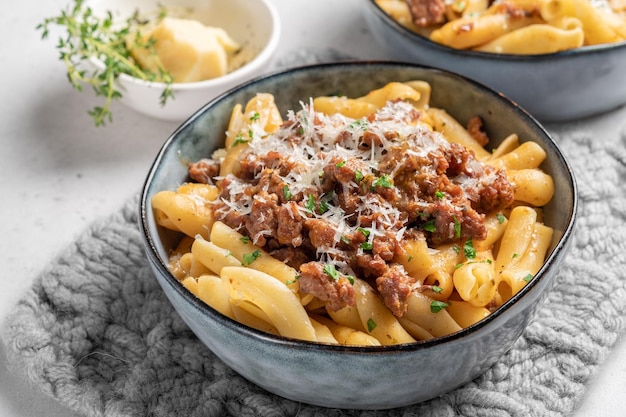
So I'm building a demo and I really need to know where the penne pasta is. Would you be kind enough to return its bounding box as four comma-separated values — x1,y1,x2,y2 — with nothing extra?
154,82,556,345
221,266,317,341
472,24,584,54
379,0,626,53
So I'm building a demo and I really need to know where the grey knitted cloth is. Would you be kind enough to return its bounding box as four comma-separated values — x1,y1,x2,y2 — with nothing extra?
3,104,626,415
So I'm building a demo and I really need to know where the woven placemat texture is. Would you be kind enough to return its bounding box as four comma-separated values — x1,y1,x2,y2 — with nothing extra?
3,104,626,415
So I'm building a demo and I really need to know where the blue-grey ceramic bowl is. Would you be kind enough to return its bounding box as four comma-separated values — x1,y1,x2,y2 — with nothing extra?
140,62,578,410
363,0,626,122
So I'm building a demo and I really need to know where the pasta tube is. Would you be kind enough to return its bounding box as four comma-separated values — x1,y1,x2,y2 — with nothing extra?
402,292,463,337
221,266,317,341
473,24,584,54
354,279,416,345
152,183,218,239
507,169,555,206
431,13,541,49
485,141,547,170
427,108,492,159
209,221,301,294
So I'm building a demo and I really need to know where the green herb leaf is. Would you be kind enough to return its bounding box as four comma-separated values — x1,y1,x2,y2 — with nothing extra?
367,318,377,332
496,213,506,224
355,170,364,182
323,263,339,280
423,220,436,233
463,239,476,259
37,0,174,126
453,215,461,239
431,286,444,294
285,275,300,285
435,191,445,199
350,119,369,130
336,160,346,168
357,227,370,237
372,174,393,189
250,112,260,121
305,194,316,212
240,236,250,244
232,134,249,147
360,242,373,251
282,185,292,201
523,273,533,282
241,250,261,266
430,301,449,313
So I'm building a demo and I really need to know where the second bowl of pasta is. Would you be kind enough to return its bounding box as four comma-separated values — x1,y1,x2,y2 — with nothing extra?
140,62,577,409
364,0,626,122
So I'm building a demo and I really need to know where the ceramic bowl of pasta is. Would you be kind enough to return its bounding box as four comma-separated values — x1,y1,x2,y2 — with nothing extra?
364,0,626,122
140,62,577,409
86,0,280,121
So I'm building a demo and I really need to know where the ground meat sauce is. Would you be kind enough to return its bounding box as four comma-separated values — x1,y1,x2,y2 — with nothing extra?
406,0,447,27
189,100,514,317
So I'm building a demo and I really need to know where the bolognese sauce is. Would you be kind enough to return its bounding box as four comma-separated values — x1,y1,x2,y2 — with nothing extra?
188,99,514,317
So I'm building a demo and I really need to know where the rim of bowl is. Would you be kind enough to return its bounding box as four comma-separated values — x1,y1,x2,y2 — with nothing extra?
140,61,579,353
367,0,626,60
100,0,281,90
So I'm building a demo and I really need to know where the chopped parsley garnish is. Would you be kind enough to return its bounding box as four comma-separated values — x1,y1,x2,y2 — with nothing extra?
497,213,506,224
248,128,254,139
240,236,251,244
372,174,393,189
430,301,449,313
241,250,261,266
336,160,346,168
358,227,371,237
285,275,300,285
407,255,414,262
431,285,444,294
340,235,351,244
463,239,476,259
523,273,533,282
453,245,460,254
435,191,445,200
453,215,461,239
319,192,334,214
367,318,377,332
283,185,292,200
250,112,260,121
423,220,436,233
360,242,373,251
355,170,364,182
512,253,520,259
349,119,369,130
346,275,355,285
323,263,339,280
232,134,249,147
305,194,316,212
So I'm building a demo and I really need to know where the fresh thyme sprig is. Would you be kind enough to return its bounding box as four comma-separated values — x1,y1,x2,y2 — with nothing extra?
36,0,174,126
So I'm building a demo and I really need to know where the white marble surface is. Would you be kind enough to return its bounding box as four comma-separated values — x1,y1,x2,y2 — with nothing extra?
0,0,625,415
